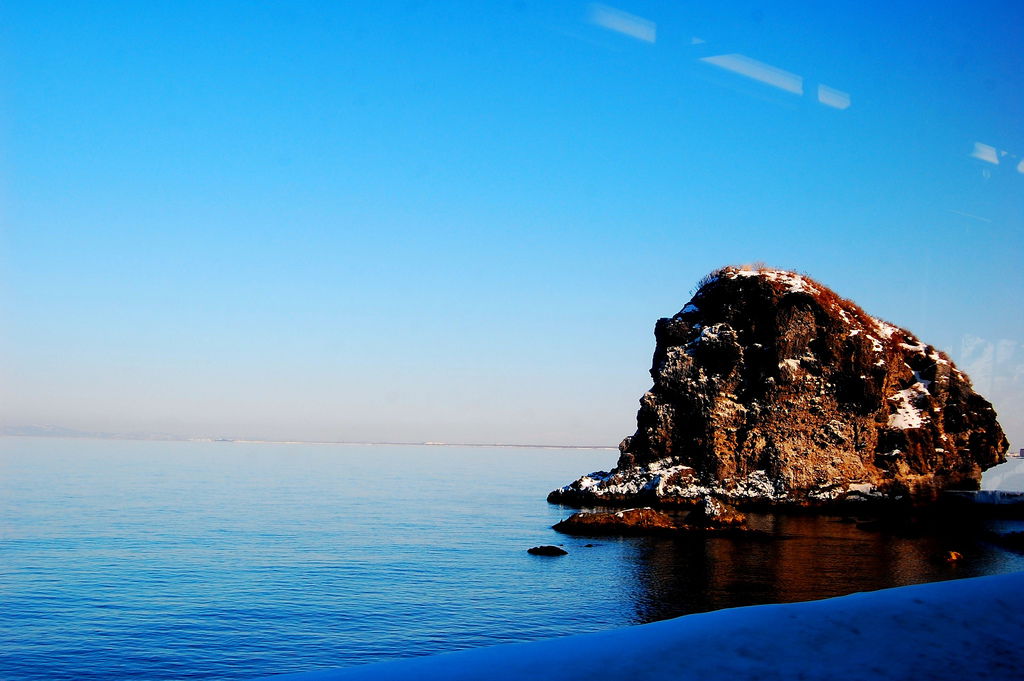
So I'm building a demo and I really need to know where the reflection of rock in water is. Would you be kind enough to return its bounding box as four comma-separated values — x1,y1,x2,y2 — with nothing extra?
622,514,1024,625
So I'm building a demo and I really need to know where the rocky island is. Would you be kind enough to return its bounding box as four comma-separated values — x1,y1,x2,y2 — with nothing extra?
550,266,1008,509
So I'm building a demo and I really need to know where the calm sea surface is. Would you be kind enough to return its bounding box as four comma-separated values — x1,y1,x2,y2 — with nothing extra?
2,438,1023,681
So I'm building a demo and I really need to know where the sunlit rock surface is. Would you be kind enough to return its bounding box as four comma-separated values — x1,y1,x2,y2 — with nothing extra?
552,507,679,536
685,495,747,527
550,266,1008,508
551,503,754,536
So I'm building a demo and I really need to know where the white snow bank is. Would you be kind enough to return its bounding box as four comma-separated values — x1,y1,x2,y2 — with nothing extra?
253,572,1024,681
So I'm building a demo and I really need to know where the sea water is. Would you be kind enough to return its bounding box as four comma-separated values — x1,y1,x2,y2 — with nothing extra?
2,438,1023,681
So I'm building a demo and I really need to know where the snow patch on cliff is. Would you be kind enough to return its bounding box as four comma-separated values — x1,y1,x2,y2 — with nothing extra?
730,267,820,295
874,319,901,339
571,471,613,491
888,383,931,429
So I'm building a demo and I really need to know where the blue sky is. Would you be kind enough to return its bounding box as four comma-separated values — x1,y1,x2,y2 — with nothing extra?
2,1,1022,445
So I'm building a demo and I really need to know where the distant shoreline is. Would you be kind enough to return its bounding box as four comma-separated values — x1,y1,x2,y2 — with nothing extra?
0,431,616,451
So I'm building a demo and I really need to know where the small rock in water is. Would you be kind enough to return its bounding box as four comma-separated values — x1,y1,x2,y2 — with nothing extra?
527,545,568,556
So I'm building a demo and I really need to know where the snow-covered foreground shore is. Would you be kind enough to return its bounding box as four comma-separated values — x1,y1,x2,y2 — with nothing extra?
256,572,1024,681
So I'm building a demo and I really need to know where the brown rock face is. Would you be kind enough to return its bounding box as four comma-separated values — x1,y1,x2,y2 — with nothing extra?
549,266,1008,508
686,496,747,527
552,508,678,536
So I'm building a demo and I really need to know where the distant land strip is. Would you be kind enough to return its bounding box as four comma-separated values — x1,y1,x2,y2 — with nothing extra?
0,426,615,450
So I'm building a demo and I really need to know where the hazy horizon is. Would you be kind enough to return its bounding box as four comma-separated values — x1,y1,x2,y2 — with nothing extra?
2,1,1021,448
2,325,1022,450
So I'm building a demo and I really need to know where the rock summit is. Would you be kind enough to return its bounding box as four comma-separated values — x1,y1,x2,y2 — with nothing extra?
549,266,1007,508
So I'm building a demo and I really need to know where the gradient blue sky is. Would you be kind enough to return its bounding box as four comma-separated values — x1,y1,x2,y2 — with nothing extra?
2,1,1022,446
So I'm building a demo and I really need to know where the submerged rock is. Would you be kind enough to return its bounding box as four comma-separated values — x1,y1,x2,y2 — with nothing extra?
550,266,1007,509
527,545,568,556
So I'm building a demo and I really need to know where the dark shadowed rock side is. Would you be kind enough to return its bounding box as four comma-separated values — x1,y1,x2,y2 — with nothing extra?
549,266,1008,509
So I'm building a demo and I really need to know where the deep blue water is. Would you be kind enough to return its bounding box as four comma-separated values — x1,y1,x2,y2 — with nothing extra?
2,438,1023,681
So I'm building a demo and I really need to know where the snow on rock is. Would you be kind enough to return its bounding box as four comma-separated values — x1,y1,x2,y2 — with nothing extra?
847,482,884,498
572,471,613,491
552,458,788,505
875,319,902,339
550,266,1007,508
685,495,747,527
888,383,931,430
733,267,818,295
254,572,1024,681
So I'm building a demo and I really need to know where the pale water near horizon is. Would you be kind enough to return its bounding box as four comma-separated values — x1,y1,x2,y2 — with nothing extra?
2,438,1023,681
